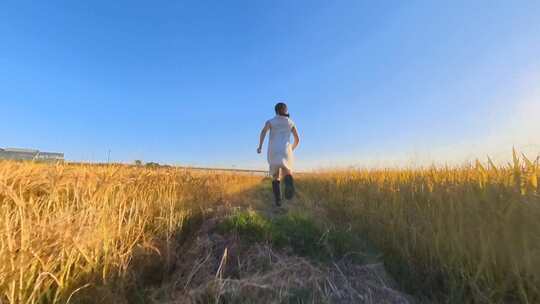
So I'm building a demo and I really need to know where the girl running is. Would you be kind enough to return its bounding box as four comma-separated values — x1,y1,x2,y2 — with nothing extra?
257,102,300,206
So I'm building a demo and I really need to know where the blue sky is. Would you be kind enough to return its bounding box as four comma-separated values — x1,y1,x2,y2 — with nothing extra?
1,1,539,169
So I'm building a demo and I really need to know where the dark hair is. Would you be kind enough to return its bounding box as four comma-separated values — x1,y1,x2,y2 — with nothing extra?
274,102,290,117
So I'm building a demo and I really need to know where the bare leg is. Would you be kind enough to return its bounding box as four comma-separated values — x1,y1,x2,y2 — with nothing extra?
282,167,292,177
272,167,281,181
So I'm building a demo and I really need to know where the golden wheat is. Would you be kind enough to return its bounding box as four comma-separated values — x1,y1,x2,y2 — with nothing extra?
0,162,260,303
1,153,539,303
298,153,540,303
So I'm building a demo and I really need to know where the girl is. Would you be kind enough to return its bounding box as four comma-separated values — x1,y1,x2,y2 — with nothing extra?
257,102,300,206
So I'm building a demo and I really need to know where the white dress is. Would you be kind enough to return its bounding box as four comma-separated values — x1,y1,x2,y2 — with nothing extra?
267,115,295,174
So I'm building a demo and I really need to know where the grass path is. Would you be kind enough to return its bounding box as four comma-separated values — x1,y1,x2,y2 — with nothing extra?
143,180,414,304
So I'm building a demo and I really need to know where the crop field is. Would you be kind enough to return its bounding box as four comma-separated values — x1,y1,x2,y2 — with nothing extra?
0,153,538,303
299,154,540,303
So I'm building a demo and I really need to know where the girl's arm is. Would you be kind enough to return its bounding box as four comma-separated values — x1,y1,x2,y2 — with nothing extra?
257,121,271,154
291,126,300,150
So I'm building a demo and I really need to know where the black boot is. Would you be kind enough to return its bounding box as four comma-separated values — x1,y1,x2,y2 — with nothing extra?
284,175,295,199
272,180,281,206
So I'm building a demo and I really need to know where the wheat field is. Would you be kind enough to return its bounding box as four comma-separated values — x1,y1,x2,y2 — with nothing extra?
299,153,540,303
0,162,260,303
0,153,538,303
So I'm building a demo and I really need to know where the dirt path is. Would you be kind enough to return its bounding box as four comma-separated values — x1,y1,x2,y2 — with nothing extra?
145,182,414,303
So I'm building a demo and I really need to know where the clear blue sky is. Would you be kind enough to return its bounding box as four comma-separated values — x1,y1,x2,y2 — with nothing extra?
1,1,539,169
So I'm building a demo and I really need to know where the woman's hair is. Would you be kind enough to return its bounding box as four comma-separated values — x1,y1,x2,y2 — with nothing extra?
274,102,290,117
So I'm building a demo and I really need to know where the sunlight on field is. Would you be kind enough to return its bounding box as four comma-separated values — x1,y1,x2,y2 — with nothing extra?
0,162,260,303
0,153,539,303
300,151,539,303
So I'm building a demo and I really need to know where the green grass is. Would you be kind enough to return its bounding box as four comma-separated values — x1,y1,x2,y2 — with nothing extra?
219,210,378,264
218,210,271,243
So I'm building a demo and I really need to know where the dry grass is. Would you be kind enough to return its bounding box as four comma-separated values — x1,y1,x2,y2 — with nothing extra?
0,162,260,303
153,212,410,304
298,152,540,303
1,151,539,303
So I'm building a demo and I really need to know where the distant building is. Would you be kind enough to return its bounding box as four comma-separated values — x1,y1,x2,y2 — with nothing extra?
0,147,64,162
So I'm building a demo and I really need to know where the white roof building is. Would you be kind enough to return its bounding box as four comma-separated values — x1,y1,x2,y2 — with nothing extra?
4,148,40,153
0,147,64,162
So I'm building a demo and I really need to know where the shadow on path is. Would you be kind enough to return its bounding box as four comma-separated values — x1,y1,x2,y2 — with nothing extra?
137,179,415,304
